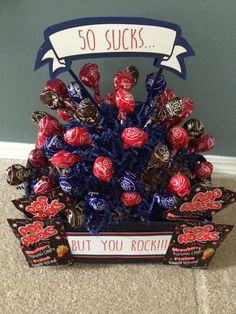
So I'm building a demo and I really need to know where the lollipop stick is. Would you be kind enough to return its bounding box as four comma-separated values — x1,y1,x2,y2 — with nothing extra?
68,69,103,115
139,68,163,118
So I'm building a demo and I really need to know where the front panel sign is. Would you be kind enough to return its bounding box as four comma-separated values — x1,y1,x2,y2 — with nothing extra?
67,232,172,258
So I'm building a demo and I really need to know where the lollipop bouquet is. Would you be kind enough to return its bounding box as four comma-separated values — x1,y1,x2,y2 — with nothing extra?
6,17,235,268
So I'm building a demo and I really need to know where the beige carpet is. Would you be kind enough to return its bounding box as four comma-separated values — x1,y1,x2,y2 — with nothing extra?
0,159,235,314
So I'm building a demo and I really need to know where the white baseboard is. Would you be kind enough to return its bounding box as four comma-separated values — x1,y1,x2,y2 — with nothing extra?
0,141,235,175
0,142,34,160
205,155,236,175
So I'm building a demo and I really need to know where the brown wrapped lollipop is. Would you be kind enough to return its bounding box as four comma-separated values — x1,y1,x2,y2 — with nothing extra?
183,118,204,139
147,144,170,170
167,165,193,179
5,164,31,186
141,170,165,192
66,201,85,228
153,97,184,122
74,98,99,125
40,90,65,110
31,111,48,125
125,65,139,86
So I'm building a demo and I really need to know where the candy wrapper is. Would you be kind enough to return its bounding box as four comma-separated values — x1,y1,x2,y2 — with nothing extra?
12,188,70,219
8,219,73,266
163,183,236,220
163,221,233,268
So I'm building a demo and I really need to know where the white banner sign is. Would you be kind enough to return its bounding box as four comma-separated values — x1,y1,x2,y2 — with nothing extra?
35,17,194,79
67,234,172,257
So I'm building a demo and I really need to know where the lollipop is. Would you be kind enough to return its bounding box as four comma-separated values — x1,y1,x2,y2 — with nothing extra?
38,115,63,137
120,191,142,207
194,162,213,179
120,171,137,191
121,127,148,148
44,78,69,98
167,126,189,150
35,133,47,149
66,201,85,227
105,68,136,109
145,72,166,97
28,148,47,168
180,97,194,118
43,135,66,158
114,70,134,91
156,88,177,107
157,97,184,121
183,119,204,139
169,97,194,126
168,173,191,197
115,89,135,120
87,192,108,211
33,176,56,194
57,98,77,122
188,134,215,153
147,144,170,170
140,73,166,118
141,170,165,192
50,151,81,168
31,111,48,125
5,164,31,186
79,63,102,104
68,82,86,103
125,65,139,86
105,92,116,104
40,90,64,110
59,173,79,195
57,109,73,122
74,99,99,125
93,156,113,182
64,127,93,146
156,192,178,209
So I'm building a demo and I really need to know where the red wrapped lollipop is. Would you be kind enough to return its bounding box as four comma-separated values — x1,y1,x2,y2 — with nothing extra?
28,148,47,168
120,191,142,207
105,92,116,104
121,127,148,148
45,78,69,98
79,63,102,105
50,151,81,168
35,133,47,149
57,98,77,122
64,127,93,146
188,134,215,153
33,176,56,194
105,69,135,107
180,97,194,118
156,88,177,107
194,161,213,179
167,126,189,149
114,71,134,91
93,156,113,182
168,173,191,197
38,115,63,137
115,89,135,120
